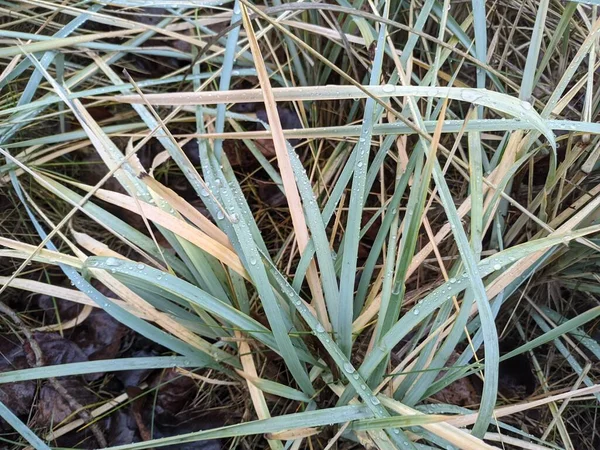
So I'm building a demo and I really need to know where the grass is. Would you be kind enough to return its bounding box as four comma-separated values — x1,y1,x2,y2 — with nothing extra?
1,0,600,449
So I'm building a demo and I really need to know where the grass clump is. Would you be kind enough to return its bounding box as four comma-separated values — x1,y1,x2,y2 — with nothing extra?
1,1,600,449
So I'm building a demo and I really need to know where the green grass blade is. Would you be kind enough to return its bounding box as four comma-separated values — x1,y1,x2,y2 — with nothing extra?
338,16,388,357
0,401,50,450
104,405,372,450
0,357,194,383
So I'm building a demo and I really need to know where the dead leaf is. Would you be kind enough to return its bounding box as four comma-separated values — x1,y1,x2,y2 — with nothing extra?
255,106,303,157
151,368,196,425
70,309,128,361
116,349,158,388
0,343,36,426
108,409,140,446
36,378,96,427
431,351,479,407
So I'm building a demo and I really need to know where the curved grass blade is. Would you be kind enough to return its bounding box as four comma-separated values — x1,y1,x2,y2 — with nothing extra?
115,85,555,148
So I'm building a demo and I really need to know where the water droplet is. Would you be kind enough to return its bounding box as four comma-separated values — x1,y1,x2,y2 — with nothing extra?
370,396,381,405
521,100,532,110
343,362,355,374
216,210,225,220
230,213,239,224
413,309,420,315
449,277,456,283
106,257,120,267
249,256,257,266
360,384,366,390
493,263,502,271
136,263,144,270
315,324,325,333
382,84,395,94
200,188,209,197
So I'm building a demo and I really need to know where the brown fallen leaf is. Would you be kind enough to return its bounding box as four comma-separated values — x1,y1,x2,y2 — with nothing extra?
150,368,196,425
36,378,96,427
0,343,36,427
431,351,479,407
255,106,303,158
70,309,128,361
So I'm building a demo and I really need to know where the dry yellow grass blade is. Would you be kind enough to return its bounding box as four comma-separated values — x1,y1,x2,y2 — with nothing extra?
0,237,83,268
75,185,248,279
71,229,123,259
239,2,329,327
552,71,590,116
236,333,283,450
34,305,94,332
140,174,233,250
484,433,553,450
44,386,143,442
0,54,22,84
175,368,239,386
266,428,321,440
447,384,600,428
149,149,172,175
379,397,498,450
483,132,523,225
0,276,151,320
